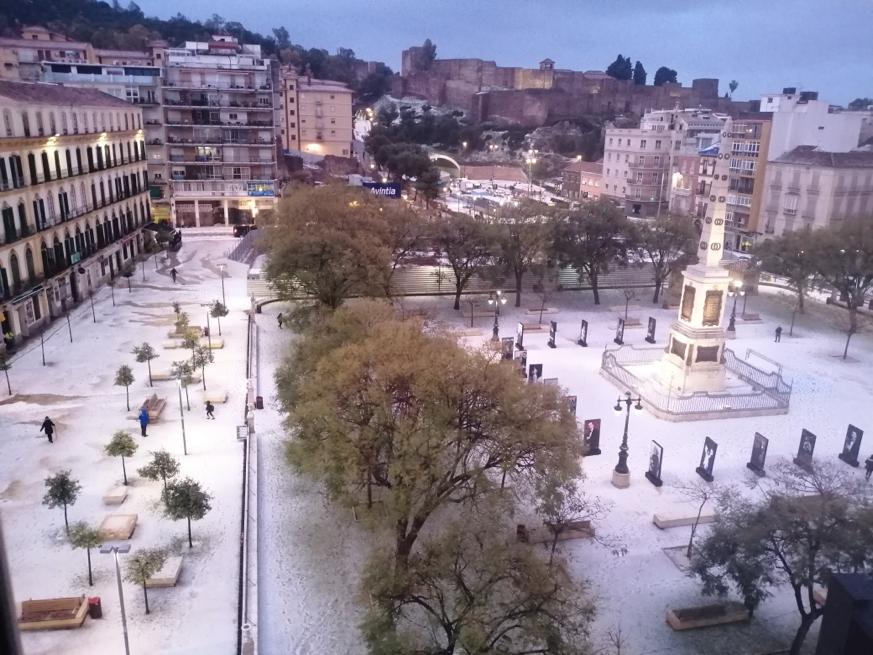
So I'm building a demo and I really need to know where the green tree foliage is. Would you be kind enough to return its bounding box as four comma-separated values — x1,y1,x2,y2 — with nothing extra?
632,215,696,304
632,60,647,85
489,200,554,307
209,300,229,336
285,315,582,573
114,364,135,411
132,342,158,387
554,199,629,305
808,218,873,359
653,66,679,86
263,185,404,311
753,228,818,333
68,522,103,586
434,212,493,310
729,80,739,98
362,509,594,654
848,97,873,110
174,311,191,335
191,345,213,391
125,548,167,615
606,54,633,81
181,327,200,363
171,360,194,410
691,463,873,655
105,430,138,485
164,477,212,548
419,38,437,69
535,477,608,566
412,166,442,206
138,449,180,500
42,470,81,533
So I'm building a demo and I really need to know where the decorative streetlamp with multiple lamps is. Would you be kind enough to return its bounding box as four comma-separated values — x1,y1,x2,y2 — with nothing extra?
726,280,745,333
487,290,507,341
612,391,643,488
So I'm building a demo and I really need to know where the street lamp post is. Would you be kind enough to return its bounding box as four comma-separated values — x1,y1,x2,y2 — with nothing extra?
99,544,131,655
177,380,188,455
487,290,507,342
217,264,226,306
726,280,745,333
612,391,643,488
525,151,538,197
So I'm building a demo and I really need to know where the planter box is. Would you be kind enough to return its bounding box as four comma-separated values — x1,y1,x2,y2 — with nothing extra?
99,513,138,540
103,485,128,505
146,556,183,588
18,596,88,631
666,601,749,631
653,512,717,530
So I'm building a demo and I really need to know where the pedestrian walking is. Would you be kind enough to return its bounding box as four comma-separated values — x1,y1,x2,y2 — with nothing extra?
205,401,215,420
40,416,56,444
865,454,873,481
774,326,782,343
277,313,284,329
138,407,150,437
170,267,178,283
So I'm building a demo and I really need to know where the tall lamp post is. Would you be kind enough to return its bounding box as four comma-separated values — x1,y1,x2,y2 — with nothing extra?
177,380,188,455
487,290,507,342
612,391,643,488
99,544,131,655
217,263,227,306
525,150,538,197
726,280,745,333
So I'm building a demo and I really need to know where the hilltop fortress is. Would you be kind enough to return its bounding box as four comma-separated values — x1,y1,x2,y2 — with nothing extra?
394,46,748,126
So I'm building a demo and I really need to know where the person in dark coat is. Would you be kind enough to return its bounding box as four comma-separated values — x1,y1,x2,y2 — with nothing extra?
277,313,284,329
139,408,150,437
205,401,215,420
40,417,55,444
775,326,782,343
170,267,178,283
865,454,873,482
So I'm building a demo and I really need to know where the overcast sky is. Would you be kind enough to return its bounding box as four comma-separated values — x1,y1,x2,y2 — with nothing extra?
138,0,872,105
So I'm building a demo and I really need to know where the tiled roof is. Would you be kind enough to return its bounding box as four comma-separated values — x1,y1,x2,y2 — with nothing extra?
772,145,873,168
0,81,130,108
563,160,603,175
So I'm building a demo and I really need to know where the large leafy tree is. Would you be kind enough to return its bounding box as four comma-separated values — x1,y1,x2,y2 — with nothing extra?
164,477,212,548
131,342,158,387
264,185,397,311
489,200,554,307
138,449,180,500
809,219,873,359
434,212,493,310
691,463,873,655
605,54,633,81
125,548,167,615
554,198,629,305
632,60,647,85
42,470,81,534
633,215,696,304
114,364,135,411
104,430,138,485
286,317,582,573
753,229,818,334
68,522,103,587
653,66,678,86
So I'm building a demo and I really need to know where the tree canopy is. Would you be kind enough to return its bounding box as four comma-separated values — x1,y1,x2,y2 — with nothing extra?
632,61,647,85
653,66,679,86
606,55,633,81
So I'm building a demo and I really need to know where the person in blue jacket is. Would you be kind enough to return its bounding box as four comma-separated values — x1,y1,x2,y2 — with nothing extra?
139,407,150,437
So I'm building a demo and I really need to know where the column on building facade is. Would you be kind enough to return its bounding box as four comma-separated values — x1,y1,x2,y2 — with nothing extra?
223,199,230,225
194,200,201,228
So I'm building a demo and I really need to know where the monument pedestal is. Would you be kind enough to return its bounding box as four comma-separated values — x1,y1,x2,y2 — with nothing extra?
611,471,630,488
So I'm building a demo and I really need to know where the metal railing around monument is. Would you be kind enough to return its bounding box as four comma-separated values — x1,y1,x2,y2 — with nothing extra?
600,345,792,418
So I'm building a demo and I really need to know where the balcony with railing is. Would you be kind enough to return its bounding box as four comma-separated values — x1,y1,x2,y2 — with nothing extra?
170,178,277,198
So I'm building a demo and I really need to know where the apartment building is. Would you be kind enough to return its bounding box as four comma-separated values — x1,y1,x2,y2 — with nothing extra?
666,111,728,217
761,146,873,236
722,116,773,251
158,36,280,226
0,81,150,346
561,160,602,200
281,72,354,158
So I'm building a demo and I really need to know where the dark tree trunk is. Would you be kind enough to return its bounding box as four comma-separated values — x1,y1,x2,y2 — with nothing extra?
86,547,93,586
121,456,128,485
125,384,130,411
515,270,523,307
789,613,818,655
591,271,601,305
4,368,11,395
216,316,222,336
187,517,193,548
652,278,663,304
184,386,190,411
201,365,206,391
142,583,150,614
687,499,707,558
146,360,153,387
63,504,69,533
453,281,462,311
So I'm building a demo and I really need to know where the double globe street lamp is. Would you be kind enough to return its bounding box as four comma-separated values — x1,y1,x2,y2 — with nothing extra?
487,290,507,342
612,391,643,489
726,280,745,333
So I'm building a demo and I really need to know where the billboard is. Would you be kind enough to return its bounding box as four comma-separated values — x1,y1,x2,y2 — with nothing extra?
363,182,402,199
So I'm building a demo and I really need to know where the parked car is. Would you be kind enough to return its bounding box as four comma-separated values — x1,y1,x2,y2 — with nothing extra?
233,224,258,238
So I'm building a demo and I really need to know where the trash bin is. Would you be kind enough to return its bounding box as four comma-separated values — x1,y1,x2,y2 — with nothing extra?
88,596,102,619
255,395,264,410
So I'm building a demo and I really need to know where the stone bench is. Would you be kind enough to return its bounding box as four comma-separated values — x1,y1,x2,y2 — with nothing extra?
163,340,184,349
103,485,128,506
99,513,138,540
141,393,167,421
201,337,224,349
653,512,718,530
666,601,750,631
201,388,228,403
146,556,183,588
167,326,204,338
18,596,88,631
151,369,201,384
525,307,558,315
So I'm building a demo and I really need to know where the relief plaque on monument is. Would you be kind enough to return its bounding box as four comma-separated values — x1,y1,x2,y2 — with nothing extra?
669,337,687,360
703,290,723,326
695,345,720,363
680,285,695,321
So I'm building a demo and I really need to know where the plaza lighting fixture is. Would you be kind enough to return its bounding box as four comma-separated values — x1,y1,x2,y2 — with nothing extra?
612,391,643,488
726,280,745,332
487,290,507,342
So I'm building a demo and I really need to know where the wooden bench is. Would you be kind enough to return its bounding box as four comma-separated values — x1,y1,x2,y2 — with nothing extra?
18,596,88,631
99,513,138,540
103,485,128,505
653,512,718,530
516,520,595,545
141,393,167,421
146,556,183,588
201,388,228,404
666,601,750,631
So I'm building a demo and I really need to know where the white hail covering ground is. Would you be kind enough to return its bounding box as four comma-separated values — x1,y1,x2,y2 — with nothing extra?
1,232,249,655
256,284,872,655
